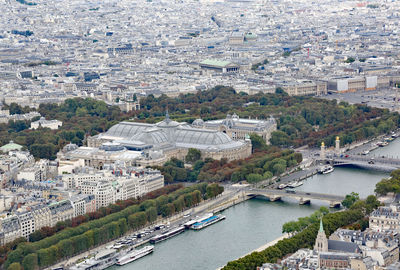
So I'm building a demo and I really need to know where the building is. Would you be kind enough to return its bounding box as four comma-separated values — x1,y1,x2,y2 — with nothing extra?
83,113,251,166
369,206,400,232
0,141,23,153
17,159,50,182
63,168,164,209
229,32,245,45
17,211,35,239
31,206,52,233
192,113,276,143
0,216,21,245
281,81,328,96
327,76,378,93
30,117,62,130
319,252,359,269
48,200,74,226
199,59,240,73
70,194,96,216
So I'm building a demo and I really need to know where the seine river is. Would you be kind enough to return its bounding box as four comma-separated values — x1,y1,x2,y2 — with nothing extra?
113,141,399,270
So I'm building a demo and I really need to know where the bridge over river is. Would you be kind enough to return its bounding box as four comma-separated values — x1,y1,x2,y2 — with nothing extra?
324,154,400,172
243,188,345,208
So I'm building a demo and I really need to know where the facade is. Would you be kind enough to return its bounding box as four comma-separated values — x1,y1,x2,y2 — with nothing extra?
30,117,62,130
327,76,381,93
48,200,74,226
64,168,164,210
192,113,276,144
369,206,400,232
17,159,49,181
17,211,35,239
319,252,355,269
31,206,52,232
281,81,328,96
0,216,21,245
70,194,96,216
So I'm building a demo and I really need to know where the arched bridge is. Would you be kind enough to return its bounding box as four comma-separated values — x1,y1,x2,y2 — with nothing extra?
244,188,345,208
327,155,400,172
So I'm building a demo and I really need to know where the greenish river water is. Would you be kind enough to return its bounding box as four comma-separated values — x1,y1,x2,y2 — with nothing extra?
113,166,388,270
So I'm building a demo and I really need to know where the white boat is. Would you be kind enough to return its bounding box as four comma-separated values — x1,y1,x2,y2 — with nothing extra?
278,183,287,189
318,165,334,174
191,215,226,230
361,150,369,155
116,245,154,266
322,166,334,174
149,226,185,244
70,249,117,270
289,181,304,188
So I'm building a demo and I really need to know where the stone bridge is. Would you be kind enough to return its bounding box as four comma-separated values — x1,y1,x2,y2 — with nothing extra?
326,155,400,172
244,188,345,208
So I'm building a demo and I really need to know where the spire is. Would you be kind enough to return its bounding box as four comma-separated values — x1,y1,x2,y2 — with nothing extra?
319,218,324,233
165,109,170,122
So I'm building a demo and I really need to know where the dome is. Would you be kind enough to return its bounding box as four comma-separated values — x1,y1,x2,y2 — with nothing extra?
192,119,204,126
156,119,180,128
130,128,169,145
175,128,232,146
222,118,234,128
105,122,152,139
100,142,125,152
63,143,78,152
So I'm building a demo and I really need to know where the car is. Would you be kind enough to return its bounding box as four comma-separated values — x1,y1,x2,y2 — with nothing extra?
368,160,375,164
286,189,296,194
306,192,311,195
345,155,349,158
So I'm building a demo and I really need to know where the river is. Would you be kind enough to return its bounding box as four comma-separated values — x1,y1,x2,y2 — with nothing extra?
113,144,396,270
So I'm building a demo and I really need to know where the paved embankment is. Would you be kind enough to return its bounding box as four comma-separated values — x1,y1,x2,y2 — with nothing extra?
47,189,249,270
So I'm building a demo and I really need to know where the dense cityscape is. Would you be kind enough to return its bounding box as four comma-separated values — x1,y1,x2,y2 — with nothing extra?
2,0,400,270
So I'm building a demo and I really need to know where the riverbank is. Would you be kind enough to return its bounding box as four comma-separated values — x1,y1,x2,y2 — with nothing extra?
46,189,250,270
216,233,291,269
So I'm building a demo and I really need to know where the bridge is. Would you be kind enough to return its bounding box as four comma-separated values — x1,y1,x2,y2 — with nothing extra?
243,188,345,208
325,155,400,172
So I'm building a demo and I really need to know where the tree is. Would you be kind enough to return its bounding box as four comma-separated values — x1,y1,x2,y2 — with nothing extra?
21,253,38,270
185,148,201,163
342,192,360,208
7,262,22,270
9,103,23,115
270,131,291,147
250,133,266,151
246,173,263,183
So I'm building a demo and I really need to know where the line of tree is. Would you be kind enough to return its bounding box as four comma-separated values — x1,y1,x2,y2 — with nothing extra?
0,184,183,266
222,193,382,270
28,184,183,243
4,183,224,269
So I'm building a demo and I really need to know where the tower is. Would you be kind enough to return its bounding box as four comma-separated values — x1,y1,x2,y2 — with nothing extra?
320,142,326,159
314,219,328,252
335,136,340,154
